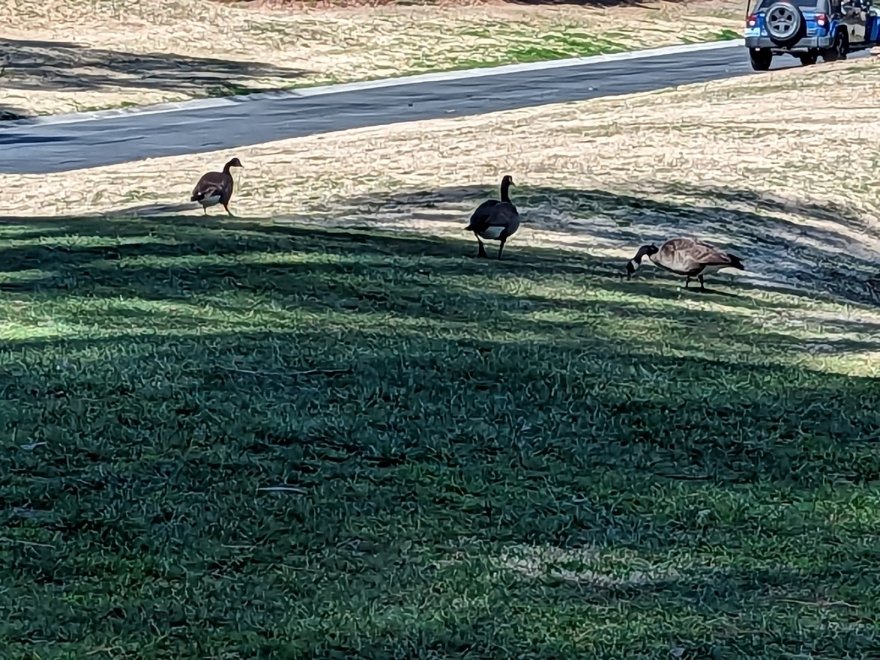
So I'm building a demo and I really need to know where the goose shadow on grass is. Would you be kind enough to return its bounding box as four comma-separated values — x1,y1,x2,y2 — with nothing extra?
0,38,309,115
334,182,880,307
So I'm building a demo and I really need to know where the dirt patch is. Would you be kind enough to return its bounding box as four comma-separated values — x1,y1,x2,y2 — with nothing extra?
3,59,879,305
0,0,740,117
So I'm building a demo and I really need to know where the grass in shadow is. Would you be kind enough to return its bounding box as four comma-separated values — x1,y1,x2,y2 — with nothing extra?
0,104,27,121
0,215,878,658
0,61,26,119
336,182,880,308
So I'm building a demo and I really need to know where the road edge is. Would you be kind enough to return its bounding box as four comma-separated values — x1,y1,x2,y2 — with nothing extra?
0,39,744,130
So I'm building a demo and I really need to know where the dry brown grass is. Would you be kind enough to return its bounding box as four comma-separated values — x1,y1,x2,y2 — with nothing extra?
0,0,740,118
4,57,880,287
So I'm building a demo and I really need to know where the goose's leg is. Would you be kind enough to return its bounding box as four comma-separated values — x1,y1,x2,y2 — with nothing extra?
202,205,207,216
475,233,488,259
497,238,507,260
699,274,706,291
223,203,233,217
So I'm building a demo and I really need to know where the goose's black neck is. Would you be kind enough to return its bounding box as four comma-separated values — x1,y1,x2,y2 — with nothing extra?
222,160,236,174
634,245,656,263
500,179,512,203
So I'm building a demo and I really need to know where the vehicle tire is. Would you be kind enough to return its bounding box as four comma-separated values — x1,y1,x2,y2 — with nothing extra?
823,29,849,61
764,1,805,45
799,53,818,65
750,48,773,71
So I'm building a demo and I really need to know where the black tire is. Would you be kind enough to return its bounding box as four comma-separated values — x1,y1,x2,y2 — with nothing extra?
764,1,805,45
823,29,849,61
750,48,773,71
799,53,818,65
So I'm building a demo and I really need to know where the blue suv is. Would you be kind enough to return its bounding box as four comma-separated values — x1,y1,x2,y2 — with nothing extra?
744,0,880,70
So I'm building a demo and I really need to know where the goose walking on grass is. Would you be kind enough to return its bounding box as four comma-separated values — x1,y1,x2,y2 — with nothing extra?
625,237,745,291
191,157,243,216
465,174,521,259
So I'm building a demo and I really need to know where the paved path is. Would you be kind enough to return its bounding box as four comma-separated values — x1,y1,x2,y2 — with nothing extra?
0,42,864,175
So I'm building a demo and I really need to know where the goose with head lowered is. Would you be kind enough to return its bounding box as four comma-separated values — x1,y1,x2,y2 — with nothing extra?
626,237,744,291
191,157,243,216
465,174,520,259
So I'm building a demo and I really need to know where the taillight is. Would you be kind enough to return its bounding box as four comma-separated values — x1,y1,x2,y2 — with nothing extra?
747,13,758,26
816,13,827,26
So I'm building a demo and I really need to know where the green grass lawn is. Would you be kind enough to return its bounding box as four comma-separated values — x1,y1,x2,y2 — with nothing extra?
1,216,879,659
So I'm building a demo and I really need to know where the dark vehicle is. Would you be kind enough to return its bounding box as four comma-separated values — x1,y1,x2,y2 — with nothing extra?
744,0,880,70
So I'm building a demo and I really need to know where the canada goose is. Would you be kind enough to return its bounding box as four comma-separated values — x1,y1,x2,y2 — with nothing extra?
191,157,243,216
465,174,521,259
625,237,744,290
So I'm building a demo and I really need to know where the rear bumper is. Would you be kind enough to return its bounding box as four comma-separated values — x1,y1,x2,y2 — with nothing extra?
745,35,833,51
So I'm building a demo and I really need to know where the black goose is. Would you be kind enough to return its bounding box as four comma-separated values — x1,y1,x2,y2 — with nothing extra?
626,237,744,291
465,174,521,259
191,157,243,216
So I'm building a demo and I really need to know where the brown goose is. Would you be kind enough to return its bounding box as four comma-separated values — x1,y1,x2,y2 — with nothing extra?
191,157,243,216
465,174,520,259
625,237,744,290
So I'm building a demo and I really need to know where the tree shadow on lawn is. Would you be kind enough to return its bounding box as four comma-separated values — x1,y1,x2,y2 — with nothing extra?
1,215,879,656
475,559,880,657
0,102,28,121
0,38,308,113
1,212,879,341
297,549,880,656
336,182,880,308
0,215,878,475
3,332,880,656
0,212,874,328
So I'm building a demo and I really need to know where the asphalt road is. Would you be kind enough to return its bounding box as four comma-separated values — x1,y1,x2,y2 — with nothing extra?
0,43,865,175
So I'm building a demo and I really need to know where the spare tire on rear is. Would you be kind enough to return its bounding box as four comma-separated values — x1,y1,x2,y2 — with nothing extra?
764,1,805,46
